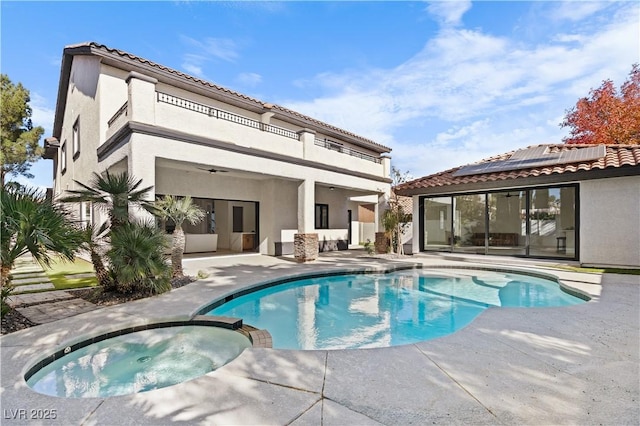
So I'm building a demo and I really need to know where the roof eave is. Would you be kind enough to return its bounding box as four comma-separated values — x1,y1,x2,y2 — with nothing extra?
51,42,391,154
52,45,94,139
395,165,640,196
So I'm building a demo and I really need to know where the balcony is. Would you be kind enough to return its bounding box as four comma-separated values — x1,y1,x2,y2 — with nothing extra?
157,92,300,141
105,92,385,173
314,138,382,164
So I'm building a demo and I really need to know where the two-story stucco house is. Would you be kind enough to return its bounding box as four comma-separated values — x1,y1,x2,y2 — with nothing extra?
43,42,392,259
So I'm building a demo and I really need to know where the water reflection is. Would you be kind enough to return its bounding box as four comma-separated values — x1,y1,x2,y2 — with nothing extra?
27,326,251,398
209,269,584,350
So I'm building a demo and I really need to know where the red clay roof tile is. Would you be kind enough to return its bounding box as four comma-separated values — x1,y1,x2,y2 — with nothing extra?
395,144,640,194
72,42,390,152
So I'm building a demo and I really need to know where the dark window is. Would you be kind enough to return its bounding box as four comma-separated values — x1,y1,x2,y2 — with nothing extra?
72,118,80,159
315,204,329,229
233,206,243,232
60,141,67,174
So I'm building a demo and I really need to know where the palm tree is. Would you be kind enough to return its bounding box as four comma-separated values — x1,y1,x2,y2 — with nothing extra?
1,185,83,288
79,222,114,291
107,221,171,294
60,171,154,229
154,195,205,278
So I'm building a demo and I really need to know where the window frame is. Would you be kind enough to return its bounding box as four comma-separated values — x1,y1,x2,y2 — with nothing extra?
80,201,93,228
315,203,329,229
72,118,80,159
60,140,67,174
418,183,579,260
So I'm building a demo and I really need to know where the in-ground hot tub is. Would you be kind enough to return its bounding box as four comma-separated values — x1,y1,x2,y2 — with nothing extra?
25,321,252,398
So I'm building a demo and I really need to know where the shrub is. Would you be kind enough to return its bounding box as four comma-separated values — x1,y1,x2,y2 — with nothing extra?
107,222,171,294
1,285,14,318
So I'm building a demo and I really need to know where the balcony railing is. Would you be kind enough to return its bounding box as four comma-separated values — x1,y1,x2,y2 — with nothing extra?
107,102,128,128
157,92,299,140
314,138,382,164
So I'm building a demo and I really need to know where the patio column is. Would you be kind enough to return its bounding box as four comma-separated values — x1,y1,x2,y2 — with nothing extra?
295,179,318,262
128,141,155,223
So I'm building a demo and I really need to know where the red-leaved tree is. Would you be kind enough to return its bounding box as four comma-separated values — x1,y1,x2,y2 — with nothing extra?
561,64,640,145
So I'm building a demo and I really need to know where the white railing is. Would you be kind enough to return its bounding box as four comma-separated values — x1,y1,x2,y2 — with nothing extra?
157,92,300,141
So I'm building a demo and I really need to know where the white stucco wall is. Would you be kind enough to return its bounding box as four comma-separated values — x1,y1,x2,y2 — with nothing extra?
580,176,640,268
56,56,102,199
52,59,391,257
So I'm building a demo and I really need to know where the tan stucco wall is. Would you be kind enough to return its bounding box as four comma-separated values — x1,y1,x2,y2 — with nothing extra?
580,175,640,268
55,56,102,200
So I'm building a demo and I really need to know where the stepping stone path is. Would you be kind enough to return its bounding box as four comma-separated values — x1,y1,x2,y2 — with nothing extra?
7,255,98,324
10,271,55,292
15,296,97,324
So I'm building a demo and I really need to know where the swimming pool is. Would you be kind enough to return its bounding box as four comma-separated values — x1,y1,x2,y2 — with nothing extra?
206,268,586,350
26,325,252,398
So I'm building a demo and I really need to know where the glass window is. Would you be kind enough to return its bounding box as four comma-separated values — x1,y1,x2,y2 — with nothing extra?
487,191,526,256
315,204,329,229
80,202,92,228
423,196,452,250
60,141,67,174
529,187,575,258
72,118,80,159
419,186,577,259
453,194,486,253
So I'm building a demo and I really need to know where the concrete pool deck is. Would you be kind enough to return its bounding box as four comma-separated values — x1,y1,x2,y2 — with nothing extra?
1,252,638,425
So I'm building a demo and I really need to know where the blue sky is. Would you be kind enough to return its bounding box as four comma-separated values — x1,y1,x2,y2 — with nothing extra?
2,1,638,189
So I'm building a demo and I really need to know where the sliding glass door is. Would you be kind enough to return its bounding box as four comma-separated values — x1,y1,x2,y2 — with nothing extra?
420,185,577,259
423,197,452,250
487,191,526,256
529,187,576,257
453,194,486,253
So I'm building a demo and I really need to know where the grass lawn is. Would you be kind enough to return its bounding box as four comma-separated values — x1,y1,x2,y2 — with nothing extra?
44,258,98,290
545,264,640,275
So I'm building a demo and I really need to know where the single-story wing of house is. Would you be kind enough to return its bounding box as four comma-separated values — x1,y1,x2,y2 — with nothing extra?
395,144,640,268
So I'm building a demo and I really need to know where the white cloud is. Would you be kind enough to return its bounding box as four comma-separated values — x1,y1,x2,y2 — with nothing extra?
179,35,242,78
182,63,204,78
279,3,638,177
426,0,472,27
181,35,240,62
551,1,611,22
29,92,55,137
235,72,262,87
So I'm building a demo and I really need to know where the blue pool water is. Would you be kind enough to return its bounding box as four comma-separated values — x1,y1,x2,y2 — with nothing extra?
207,269,585,350
26,326,251,398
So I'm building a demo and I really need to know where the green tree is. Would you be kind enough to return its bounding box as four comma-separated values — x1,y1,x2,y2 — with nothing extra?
60,171,154,229
154,195,205,278
1,75,45,187
79,222,114,291
1,186,83,315
60,171,169,295
107,222,171,294
384,168,412,255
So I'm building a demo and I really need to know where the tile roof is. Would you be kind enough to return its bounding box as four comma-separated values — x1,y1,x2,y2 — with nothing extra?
395,144,640,195
66,42,390,152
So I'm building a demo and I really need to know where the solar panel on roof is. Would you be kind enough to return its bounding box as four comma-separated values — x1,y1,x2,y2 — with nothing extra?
452,145,606,177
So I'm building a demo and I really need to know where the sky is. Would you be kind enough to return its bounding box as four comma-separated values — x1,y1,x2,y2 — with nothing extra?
1,1,639,189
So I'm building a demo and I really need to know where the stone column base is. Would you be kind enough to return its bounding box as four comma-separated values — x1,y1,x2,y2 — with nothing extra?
294,233,319,262
375,232,390,254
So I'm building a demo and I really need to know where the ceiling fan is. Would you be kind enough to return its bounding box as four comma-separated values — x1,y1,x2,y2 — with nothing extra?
197,167,228,174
